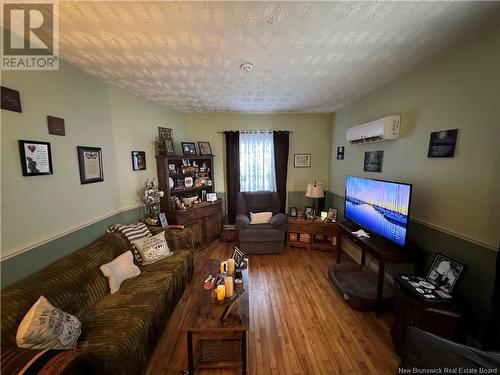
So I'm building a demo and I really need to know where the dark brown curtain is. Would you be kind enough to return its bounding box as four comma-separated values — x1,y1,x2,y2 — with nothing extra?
273,131,290,213
486,248,500,349
225,131,240,224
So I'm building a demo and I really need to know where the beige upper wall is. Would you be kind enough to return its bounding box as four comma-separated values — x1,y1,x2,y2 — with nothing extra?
185,113,333,194
1,61,186,258
329,25,500,249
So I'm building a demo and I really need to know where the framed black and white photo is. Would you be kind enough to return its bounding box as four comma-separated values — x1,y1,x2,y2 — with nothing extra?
158,127,172,146
158,212,168,228
181,142,196,155
131,151,146,171
77,146,104,184
289,207,297,217
294,153,311,168
327,208,338,222
304,206,314,219
18,140,53,176
426,253,466,295
231,247,245,268
363,151,384,172
428,129,459,158
198,141,212,155
337,146,345,160
206,193,217,202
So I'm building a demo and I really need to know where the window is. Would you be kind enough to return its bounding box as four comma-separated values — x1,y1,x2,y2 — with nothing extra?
239,131,276,192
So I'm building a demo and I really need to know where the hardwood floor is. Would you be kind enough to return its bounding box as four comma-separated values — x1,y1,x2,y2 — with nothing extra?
146,241,399,375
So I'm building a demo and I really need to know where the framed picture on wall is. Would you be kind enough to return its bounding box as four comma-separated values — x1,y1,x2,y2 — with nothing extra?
131,151,146,171
294,153,311,167
77,146,104,184
18,140,53,176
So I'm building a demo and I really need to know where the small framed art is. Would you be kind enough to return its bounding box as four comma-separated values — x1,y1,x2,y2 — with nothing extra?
181,142,196,155
294,153,311,168
77,146,104,184
1,86,22,113
198,141,212,155
428,129,459,158
289,207,297,217
364,151,384,172
18,140,53,176
158,127,172,146
158,212,168,228
132,151,146,171
426,253,466,295
231,247,245,268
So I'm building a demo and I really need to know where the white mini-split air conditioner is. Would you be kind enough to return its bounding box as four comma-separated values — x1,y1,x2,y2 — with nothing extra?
346,115,401,144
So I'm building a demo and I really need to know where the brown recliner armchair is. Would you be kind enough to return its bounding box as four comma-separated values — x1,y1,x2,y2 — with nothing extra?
235,191,287,254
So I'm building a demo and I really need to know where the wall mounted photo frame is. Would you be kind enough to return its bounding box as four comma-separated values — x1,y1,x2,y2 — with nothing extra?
198,141,212,155
18,140,53,176
181,142,197,155
294,153,311,168
1,86,22,113
131,151,146,171
336,146,345,160
363,151,384,172
77,146,104,184
428,129,459,158
47,116,65,136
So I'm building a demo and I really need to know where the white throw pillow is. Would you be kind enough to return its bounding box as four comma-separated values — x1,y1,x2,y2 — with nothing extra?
16,296,81,350
250,211,273,224
131,231,172,265
100,251,141,294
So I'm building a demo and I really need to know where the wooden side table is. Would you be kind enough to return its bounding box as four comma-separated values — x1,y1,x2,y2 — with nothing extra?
287,217,339,251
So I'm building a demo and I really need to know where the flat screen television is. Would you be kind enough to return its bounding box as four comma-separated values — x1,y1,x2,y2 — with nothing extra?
345,176,412,247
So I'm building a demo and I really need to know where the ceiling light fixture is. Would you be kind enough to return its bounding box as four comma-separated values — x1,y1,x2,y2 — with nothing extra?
240,63,254,72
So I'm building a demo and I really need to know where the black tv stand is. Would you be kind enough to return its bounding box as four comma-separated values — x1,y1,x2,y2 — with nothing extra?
335,221,419,317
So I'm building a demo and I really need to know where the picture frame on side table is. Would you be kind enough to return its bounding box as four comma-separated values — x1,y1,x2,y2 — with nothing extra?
131,151,146,171
198,142,213,155
181,142,197,155
426,253,466,295
206,193,217,202
231,247,245,268
326,208,338,222
304,206,314,219
18,140,53,176
158,212,168,228
294,153,311,168
77,146,104,184
289,207,297,217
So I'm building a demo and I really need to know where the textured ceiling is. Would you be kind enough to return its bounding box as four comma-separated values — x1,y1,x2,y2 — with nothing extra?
55,1,500,113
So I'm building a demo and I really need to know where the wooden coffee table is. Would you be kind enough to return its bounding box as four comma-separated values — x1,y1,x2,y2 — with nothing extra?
186,258,249,375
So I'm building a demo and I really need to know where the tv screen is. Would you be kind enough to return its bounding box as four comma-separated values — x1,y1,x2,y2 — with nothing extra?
345,176,412,246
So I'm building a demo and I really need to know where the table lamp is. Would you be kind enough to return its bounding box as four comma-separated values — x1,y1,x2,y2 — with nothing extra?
305,181,324,218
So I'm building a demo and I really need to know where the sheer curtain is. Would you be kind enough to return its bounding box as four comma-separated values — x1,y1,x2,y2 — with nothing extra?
239,131,276,192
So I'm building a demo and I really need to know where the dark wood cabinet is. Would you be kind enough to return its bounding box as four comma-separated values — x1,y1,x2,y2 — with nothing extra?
157,155,222,250
287,218,339,251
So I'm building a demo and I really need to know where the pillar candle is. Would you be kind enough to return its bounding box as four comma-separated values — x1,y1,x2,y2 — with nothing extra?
216,285,225,301
224,276,233,299
227,258,235,276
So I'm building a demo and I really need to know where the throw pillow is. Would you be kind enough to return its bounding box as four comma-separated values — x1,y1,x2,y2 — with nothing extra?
250,211,273,224
131,231,172,265
16,296,81,350
107,222,152,265
100,251,141,294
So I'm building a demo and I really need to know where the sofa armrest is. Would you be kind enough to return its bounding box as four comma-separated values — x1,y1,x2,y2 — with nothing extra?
271,213,288,231
149,226,194,252
235,214,250,230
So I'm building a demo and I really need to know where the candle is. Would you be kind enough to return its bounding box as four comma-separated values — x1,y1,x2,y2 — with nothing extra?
234,278,243,291
225,276,233,299
216,285,225,301
220,261,227,273
227,258,235,276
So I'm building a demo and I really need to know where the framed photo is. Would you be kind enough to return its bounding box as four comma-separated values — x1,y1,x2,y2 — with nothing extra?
304,206,314,219
77,146,104,184
158,127,172,146
220,291,244,322
426,253,466,295
158,212,168,228
231,247,245,268
47,116,65,136
336,146,345,160
131,151,146,171
181,142,196,155
294,153,311,168
428,129,459,158
206,193,217,202
327,208,338,222
289,207,297,217
198,142,212,155
364,150,384,172
1,86,22,113
18,140,53,176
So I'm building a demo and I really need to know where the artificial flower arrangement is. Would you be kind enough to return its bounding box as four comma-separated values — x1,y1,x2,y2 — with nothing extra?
142,178,164,218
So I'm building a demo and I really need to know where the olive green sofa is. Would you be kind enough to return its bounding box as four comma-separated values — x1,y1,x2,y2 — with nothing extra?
1,227,194,375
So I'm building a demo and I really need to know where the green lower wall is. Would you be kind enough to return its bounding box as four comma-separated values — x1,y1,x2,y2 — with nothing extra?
326,191,497,338
1,207,144,287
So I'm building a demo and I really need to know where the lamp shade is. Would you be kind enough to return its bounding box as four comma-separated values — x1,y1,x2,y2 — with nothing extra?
305,182,324,198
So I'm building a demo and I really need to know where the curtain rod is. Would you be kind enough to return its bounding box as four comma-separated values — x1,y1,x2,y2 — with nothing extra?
217,130,293,134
